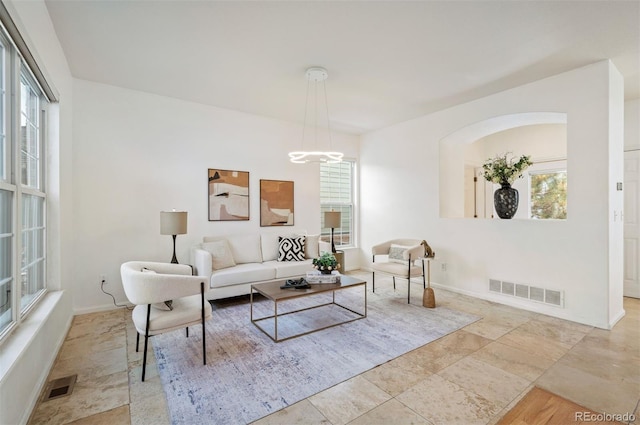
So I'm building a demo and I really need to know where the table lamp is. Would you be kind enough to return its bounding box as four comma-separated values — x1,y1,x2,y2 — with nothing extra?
160,210,188,263
324,211,341,253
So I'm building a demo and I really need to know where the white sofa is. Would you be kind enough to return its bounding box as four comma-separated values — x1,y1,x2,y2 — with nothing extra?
192,231,330,300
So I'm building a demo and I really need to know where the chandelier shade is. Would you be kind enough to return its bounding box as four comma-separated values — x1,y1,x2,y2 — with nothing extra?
288,67,343,164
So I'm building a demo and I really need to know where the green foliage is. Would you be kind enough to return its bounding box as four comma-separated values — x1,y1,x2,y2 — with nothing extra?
483,153,533,185
530,172,567,219
312,251,339,271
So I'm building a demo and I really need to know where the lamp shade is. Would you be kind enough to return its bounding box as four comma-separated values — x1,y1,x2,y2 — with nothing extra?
324,211,341,228
160,211,188,235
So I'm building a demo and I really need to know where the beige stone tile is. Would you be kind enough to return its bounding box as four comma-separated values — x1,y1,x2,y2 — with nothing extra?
497,327,570,361
362,358,432,397
128,366,165,405
486,383,535,425
585,327,640,351
396,373,502,425
463,317,521,340
515,318,590,347
308,375,392,425
67,405,131,425
129,392,170,425
536,362,640,416
57,329,127,361
470,341,556,381
348,398,433,425
561,342,640,385
66,312,126,341
29,371,130,425
253,399,330,425
49,346,128,383
391,330,491,374
437,356,531,407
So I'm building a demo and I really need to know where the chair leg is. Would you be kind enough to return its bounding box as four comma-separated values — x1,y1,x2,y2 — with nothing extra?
136,332,140,352
186,327,189,338
142,304,151,382
372,271,376,293
201,282,206,366
393,276,396,290
407,255,411,304
422,260,426,289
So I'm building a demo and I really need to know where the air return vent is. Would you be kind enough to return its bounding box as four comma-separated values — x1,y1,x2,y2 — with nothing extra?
42,374,77,402
489,279,564,307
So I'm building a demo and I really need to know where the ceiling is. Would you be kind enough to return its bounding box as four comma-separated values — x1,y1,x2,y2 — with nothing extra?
44,0,640,135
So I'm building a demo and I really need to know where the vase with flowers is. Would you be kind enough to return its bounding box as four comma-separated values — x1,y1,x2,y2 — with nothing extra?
482,153,532,219
312,252,340,274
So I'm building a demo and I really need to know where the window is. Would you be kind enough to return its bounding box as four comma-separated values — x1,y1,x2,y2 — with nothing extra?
530,170,567,219
320,160,355,248
0,29,48,339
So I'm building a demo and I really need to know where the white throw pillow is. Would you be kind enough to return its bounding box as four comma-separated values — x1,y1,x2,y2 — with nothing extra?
277,236,306,261
202,240,237,270
388,244,409,264
226,234,262,264
304,234,320,259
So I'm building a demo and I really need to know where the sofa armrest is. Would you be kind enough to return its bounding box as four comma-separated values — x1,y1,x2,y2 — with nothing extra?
193,248,213,278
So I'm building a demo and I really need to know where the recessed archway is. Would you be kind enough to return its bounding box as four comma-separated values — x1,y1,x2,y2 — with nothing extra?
439,112,568,218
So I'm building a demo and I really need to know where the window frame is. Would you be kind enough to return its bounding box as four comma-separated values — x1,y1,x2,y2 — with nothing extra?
320,159,356,250
0,26,48,341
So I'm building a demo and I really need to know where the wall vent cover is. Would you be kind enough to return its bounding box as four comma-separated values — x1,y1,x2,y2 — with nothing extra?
489,279,564,308
42,374,77,402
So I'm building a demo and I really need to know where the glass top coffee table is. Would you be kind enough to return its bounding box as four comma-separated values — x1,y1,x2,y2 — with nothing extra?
250,275,367,342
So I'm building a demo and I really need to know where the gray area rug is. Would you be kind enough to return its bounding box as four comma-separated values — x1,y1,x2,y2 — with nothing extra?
152,285,479,425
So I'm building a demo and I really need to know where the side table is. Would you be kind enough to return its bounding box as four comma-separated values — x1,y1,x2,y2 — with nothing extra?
334,250,345,272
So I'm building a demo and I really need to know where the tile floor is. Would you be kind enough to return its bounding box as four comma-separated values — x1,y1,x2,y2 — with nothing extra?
28,272,640,425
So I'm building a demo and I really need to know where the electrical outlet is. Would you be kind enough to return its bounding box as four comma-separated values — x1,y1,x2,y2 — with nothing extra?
99,274,107,285
441,263,447,272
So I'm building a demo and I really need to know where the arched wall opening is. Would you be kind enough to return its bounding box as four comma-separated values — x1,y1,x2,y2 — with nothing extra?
439,112,568,218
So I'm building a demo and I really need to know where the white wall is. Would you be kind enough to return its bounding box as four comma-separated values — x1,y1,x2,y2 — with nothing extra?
360,61,624,329
626,99,640,151
0,1,74,424
72,79,359,313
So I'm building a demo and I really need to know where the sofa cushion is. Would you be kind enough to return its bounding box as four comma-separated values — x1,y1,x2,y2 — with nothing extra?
209,263,276,288
277,236,306,261
267,259,314,279
304,234,320,259
202,239,236,270
260,233,281,262
226,234,262,264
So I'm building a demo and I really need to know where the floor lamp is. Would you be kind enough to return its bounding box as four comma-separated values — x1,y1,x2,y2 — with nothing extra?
160,210,188,263
324,211,341,253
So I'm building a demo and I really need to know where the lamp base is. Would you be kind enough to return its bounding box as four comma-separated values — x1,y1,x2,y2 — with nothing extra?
171,234,179,264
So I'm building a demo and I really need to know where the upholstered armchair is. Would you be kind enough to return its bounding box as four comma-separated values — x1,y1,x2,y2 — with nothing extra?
120,261,212,381
371,239,426,303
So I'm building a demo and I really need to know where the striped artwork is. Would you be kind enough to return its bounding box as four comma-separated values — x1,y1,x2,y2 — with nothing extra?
277,236,305,261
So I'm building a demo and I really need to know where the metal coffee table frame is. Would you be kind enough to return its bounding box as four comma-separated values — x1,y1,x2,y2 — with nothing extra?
250,276,367,342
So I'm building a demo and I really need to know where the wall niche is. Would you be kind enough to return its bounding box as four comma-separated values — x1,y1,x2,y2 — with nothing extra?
439,112,567,219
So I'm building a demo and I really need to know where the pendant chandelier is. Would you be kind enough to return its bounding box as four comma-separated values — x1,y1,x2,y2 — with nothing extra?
289,67,343,164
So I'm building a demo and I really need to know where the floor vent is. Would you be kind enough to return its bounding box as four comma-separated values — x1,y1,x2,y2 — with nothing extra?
489,279,564,307
42,374,77,402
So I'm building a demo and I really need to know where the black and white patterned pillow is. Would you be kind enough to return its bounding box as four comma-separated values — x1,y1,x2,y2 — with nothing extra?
277,236,306,261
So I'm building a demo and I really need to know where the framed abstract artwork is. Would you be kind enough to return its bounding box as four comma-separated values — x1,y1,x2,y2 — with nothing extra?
260,179,294,226
208,169,249,221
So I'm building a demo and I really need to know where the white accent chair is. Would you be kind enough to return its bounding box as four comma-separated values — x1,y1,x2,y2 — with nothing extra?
120,261,212,381
371,239,426,303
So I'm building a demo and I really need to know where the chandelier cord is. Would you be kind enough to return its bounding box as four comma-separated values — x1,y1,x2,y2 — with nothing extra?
322,78,333,151
300,77,311,151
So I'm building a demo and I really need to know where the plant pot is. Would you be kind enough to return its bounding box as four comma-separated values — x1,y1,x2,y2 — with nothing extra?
494,183,519,219
320,268,332,275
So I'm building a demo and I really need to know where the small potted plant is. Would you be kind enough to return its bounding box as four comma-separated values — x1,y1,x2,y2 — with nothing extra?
312,252,340,274
482,152,533,219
